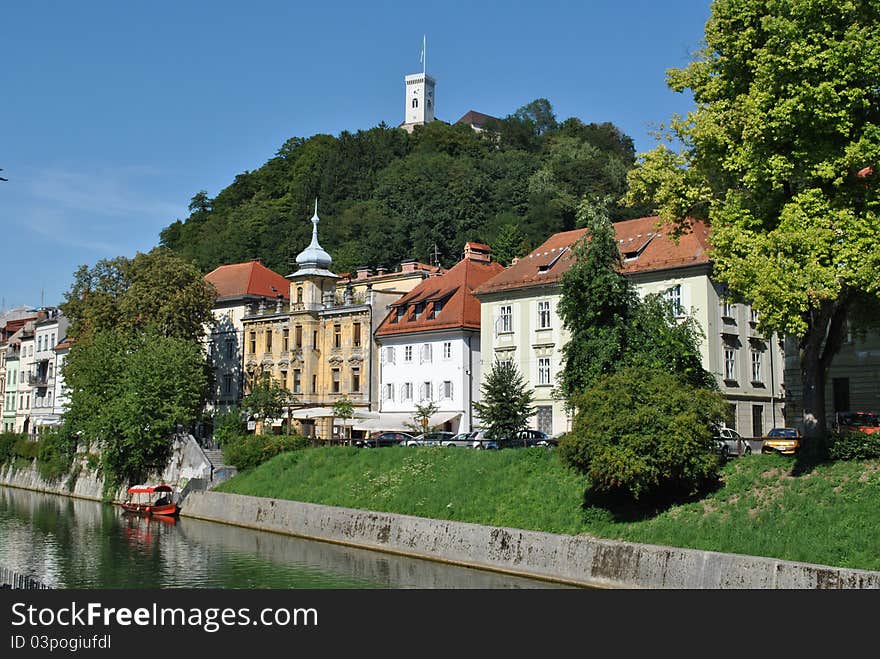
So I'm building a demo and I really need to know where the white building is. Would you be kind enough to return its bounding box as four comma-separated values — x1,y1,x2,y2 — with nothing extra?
374,243,503,433
30,309,68,432
474,217,785,437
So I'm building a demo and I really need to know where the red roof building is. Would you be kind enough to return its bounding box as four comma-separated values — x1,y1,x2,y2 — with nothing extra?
205,259,291,302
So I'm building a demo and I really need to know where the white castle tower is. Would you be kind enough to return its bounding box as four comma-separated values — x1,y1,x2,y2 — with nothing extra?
403,35,435,132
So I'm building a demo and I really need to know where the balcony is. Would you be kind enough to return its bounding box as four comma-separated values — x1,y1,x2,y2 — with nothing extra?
28,373,48,388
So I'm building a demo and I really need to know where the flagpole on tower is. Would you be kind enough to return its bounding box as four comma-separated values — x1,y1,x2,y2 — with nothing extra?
422,34,426,75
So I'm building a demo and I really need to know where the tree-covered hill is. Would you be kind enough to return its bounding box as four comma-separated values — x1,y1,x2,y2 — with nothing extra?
160,99,652,275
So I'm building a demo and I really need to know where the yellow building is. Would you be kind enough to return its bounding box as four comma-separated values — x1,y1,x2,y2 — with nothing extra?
241,203,441,440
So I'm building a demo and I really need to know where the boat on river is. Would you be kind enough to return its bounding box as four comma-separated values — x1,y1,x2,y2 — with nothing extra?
120,484,180,517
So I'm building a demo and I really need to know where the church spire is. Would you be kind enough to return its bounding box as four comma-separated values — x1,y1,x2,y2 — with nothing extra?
294,199,333,272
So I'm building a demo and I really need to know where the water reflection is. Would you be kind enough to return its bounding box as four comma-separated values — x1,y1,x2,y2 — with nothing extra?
0,486,574,589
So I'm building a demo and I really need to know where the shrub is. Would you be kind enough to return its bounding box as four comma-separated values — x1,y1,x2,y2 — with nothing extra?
36,427,77,482
212,408,246,447
827,431,880,461
0,432,22,463
223,434,310,471
559,366,729,500
13,437,39,461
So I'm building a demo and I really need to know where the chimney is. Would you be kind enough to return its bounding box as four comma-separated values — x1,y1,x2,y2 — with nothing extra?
463,242,491,263
356,266,372,280
400,259,417,273
376,266,388,276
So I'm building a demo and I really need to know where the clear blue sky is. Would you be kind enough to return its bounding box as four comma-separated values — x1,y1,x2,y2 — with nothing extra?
0,0,711,311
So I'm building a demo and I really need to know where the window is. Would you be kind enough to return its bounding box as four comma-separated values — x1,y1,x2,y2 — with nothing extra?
334,324,341,349
499,305,513,333
412,98,418,108
351,367,361,392
751,350,763,384
395,307,405,322
384,346,396,364
722,298,735,319
223,373,233,395
295,325,303,349
750,308,759,324
50,333,55,347
538,357,551,385
665,285,682,315
48,364,53,380
312,374,317,394
420,381,433,401
279,370,288,389
404,345,413,362
296,287,303,304
313,330,318,348
37,337,42,352
537,406,553,435
293,369,302,394
249,332,256,355
332,368,341,393
442,381,453,399
265,330,272,352
420,343,433,363
443,342,452,360
431,300,443,319
282,328,290,352
537,301,551,329
415,302,425,317
384,383,395,401
225,338,235,360
724,346,737,381
353,323,361,347
402,382,413,401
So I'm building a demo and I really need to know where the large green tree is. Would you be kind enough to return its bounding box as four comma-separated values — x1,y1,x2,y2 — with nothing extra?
242,374,291,435
62,247,216,342
625,0,880,436
63,328,208,487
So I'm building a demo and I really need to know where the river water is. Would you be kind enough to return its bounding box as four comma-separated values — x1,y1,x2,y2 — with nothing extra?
0,486,572,589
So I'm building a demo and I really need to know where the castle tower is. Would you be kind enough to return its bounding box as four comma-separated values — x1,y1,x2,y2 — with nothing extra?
402,36,435,132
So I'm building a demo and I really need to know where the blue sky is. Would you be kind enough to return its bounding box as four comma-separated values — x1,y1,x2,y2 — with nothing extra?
0,1,711,310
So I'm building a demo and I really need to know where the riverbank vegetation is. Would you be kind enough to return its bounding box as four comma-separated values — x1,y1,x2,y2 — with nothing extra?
216,446,880,571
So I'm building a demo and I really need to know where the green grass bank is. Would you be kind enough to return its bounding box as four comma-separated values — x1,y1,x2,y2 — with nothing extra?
215,446,880,571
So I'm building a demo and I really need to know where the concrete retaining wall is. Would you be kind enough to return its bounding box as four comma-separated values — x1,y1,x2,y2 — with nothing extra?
182,490,880,589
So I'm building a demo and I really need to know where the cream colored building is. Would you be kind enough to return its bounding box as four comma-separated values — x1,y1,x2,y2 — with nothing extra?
474,217,785,437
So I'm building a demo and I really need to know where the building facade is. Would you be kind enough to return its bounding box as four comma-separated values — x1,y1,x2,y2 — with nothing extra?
474,217,785,437
374,242,503,433
240,204,441,440
30,309,68,432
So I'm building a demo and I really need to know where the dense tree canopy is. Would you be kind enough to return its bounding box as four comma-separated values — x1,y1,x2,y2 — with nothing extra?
61,247,216,342
625,0,880,435
160,100,649,275
473,359,536,442
63,328,208,487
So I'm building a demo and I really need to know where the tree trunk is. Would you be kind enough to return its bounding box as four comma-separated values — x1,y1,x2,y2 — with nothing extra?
798,299,849,439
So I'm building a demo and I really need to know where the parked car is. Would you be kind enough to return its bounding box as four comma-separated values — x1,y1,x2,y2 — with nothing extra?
469,429,558,450
400,431,455,446
835,411,880,435
762,427,802,455
714,426,751,458
357,432,413,448
440,432,477,447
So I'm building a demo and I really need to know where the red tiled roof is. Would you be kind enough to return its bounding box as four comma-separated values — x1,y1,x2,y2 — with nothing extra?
474,216,712,296
205,260,290,301
456,110,498,127
375,256,504,337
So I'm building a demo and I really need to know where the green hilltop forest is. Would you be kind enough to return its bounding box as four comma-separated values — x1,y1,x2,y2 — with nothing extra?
159,99,652,275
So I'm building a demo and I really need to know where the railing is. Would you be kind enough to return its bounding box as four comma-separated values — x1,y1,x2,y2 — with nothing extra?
0,566,51,590
28,373,48,387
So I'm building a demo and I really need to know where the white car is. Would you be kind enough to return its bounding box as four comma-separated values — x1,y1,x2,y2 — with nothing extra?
714,426,751,458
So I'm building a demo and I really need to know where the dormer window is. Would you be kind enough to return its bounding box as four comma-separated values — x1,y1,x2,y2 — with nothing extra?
415,302,425,317
431,300,443,319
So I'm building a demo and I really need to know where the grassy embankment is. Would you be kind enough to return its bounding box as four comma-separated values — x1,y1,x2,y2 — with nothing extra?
216,446,880,571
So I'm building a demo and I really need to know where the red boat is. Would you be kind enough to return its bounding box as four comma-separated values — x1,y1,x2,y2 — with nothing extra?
120,484,180,517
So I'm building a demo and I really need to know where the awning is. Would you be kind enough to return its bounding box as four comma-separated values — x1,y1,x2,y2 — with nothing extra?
289,407,379,421
352,411,462,432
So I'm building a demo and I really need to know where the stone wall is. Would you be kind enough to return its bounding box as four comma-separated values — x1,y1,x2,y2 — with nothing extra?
0,434,213,502
182,490,880,589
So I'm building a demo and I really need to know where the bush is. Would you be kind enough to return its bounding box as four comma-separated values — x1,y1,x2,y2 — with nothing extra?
0,432,22,463
212,408,246,447
827,431,880,461
222,434,310,471
36,427,77,482
559,366,729,500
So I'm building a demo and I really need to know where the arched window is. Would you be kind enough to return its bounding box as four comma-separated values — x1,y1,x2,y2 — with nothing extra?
412,98,419,109
296,287,303,304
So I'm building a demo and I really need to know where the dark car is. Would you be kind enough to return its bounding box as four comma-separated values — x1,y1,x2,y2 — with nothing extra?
471,429,557,450
357,432,413,448
835,411,880,435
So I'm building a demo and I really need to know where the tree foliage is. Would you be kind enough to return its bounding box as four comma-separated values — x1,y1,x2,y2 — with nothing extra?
624,0,880,434
559,367,728,500
159,100,642,273
63,328,208,487
473,360,535,441
243,373,291,434
61,247,216,342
